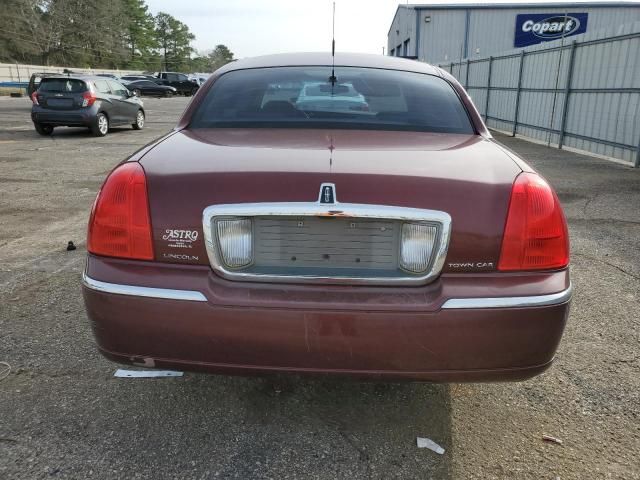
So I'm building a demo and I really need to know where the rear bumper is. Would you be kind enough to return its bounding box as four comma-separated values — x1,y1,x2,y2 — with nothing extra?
31,107,94,126
82,255,571,382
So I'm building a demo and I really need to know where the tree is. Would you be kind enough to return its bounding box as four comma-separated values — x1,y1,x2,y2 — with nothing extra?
154,12,194,71
0,0,130,67
207,44,234,71
61,0,129,68
0,0,72,65
189,53,211,73
0,1,215,73
0,0,42,63
122,0,157,68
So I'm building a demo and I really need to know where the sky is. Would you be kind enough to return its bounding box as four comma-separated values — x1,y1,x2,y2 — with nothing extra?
144,0,636,59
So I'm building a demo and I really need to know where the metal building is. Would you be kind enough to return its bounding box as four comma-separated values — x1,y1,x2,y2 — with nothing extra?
388,2,640,64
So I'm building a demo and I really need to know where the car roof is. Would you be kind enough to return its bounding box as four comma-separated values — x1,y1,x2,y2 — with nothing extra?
40,75,118,82
217,52,440,76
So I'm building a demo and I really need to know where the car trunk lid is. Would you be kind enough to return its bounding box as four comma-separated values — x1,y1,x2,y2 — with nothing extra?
140,128,521,274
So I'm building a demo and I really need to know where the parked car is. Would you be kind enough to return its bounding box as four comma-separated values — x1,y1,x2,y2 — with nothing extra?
188,74,210,86
295,81,370,112
82,53,571,381
120,75,158,82
123,79,177,97
96,73,119,80
31,75,145,137
156,71,199,95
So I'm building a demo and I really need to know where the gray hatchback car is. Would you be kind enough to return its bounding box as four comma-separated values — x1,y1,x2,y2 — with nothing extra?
30,76,145,137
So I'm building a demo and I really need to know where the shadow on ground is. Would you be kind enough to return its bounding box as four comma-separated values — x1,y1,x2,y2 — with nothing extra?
1,253,452,480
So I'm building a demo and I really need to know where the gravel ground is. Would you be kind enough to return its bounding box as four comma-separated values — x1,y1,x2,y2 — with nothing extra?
0,96,638,479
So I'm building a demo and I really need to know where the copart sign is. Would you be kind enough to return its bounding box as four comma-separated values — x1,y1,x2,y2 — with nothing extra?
514,13,588,47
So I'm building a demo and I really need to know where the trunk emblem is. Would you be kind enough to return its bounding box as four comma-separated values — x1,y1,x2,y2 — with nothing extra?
319,183,336,204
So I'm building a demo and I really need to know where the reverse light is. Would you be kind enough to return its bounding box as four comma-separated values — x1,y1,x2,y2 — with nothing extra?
87,162,154,260
498,172,569,271
216,218,253,268
82,91,97,107
31,91,39,105
400,223,438,273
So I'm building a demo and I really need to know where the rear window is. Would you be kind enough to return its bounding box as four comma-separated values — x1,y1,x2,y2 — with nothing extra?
190,66,474,134
39,78,87,93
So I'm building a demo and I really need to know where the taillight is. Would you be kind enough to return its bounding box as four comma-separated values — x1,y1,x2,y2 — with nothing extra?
31,92,39,105
82,91,97,107
498,172,569,271
87,162,154,260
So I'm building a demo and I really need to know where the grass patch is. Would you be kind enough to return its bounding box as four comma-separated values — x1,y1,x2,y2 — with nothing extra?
0,87,27,96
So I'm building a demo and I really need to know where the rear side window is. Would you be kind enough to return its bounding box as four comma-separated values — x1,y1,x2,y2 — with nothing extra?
39,78,87,93
189,66,474,134
108,80,128,96
94,80,111,94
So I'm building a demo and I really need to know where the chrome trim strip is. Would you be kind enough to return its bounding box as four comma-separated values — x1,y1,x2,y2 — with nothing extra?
202,202,452,286
441,284,572,309
82,272,207,302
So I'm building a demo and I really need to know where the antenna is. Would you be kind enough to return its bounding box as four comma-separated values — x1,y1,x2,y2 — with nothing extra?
329,1,337,86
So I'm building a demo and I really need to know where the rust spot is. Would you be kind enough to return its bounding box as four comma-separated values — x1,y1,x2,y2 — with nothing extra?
316,210,351,217
132,357,156,368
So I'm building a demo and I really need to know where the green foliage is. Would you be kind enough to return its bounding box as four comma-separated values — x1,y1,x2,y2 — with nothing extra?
154,12,194,71
122,0,157,68
207,44,235,71
0,0,234,73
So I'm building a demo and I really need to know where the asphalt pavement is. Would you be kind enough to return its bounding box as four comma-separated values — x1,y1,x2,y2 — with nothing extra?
0,96,638,479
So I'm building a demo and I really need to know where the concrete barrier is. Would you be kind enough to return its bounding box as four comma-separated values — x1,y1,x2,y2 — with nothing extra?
0,63,143,83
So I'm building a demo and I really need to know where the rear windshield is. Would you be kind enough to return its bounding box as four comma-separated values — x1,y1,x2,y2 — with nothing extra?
190,66,474,134
39,78,87,93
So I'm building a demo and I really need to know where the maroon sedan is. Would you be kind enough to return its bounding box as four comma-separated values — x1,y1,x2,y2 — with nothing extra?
82,53,571,381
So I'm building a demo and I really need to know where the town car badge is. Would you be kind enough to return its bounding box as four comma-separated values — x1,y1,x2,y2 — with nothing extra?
318,183,336,204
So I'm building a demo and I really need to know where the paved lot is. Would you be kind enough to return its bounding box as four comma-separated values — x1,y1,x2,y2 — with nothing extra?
0,96,638,480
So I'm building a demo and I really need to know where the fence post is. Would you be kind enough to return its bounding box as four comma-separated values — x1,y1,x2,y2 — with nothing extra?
558,40,578,149
465,59,470,89
484,56,493,122
512,50,525,136
450,62,454,74
635,135,640,168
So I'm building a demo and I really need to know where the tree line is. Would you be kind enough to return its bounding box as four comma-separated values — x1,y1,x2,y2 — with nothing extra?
0,0,234,73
